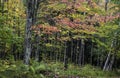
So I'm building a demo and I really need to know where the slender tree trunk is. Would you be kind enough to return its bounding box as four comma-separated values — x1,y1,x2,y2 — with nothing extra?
35,34,40,61
78,40,82,66
103,30,118,71
73,41,76,63
64,42,68,70
78,39,85,66
103,40,114,71
24,10,32,64
55,33,58,62
105,0,109,11
71,39,73,62
82,39,85,65
76,40,79,64
90,42,93,65
103,47,112,71
107,54,115,70
107,39,117,70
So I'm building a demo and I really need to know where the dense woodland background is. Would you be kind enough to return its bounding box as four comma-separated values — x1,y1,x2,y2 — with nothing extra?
0,0,120,78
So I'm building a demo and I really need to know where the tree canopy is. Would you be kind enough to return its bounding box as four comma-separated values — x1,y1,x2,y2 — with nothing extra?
0,0,120,77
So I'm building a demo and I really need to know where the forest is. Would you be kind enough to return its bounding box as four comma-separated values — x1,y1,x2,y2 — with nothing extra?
0,0,120,78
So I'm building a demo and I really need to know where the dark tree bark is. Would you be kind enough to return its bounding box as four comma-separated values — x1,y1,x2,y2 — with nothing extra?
105,0,109,11
78,39,85,66
71,39,73,62
12,43,17,61
64,42,68,70
76,40,79,64
35,34,40,61
82,39,85,65
24,0,41,65
90,42,93,65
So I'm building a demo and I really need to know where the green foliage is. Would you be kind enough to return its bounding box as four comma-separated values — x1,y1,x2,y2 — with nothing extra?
0,0,120,77
0,61,120,77
0,61,48,78
0,0,25,58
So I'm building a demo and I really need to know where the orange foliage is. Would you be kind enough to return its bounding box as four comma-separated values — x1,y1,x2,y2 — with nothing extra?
31,25,60,35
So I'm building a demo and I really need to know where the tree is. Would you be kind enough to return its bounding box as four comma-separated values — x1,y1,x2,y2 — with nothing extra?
24,0,41,65
0,0,25,60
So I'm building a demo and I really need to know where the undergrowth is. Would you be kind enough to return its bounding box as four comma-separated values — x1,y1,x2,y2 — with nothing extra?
0,60,119,78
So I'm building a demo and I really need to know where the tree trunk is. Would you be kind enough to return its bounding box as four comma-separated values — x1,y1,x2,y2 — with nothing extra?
90,42,93,65
103,39,115,71
24,11,32,64
71,39,73,62
35,34,40,61
24,0,40,65
103,45,112,71
64,42,68,70
105,0,109,11
78,39,85,66
76,40,79,64
107,54,115,71
82,39,85,65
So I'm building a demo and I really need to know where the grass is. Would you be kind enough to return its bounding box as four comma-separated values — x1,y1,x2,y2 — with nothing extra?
0,60,120,78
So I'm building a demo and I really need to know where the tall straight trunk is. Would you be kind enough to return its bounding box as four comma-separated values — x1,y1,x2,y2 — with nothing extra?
58,41,61,62
24,0,40,65
76,40,79,64
64,42,68,70
78,40,82,66
90,42,93,65
82,39,85,65
55,33,58,62
71,39,73,62
59,40,62,62
78,39,85,66
73,42,76,63
24,9,32,64
35,34,40,61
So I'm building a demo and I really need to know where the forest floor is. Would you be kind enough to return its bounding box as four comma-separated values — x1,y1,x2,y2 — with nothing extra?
0,60,120,78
